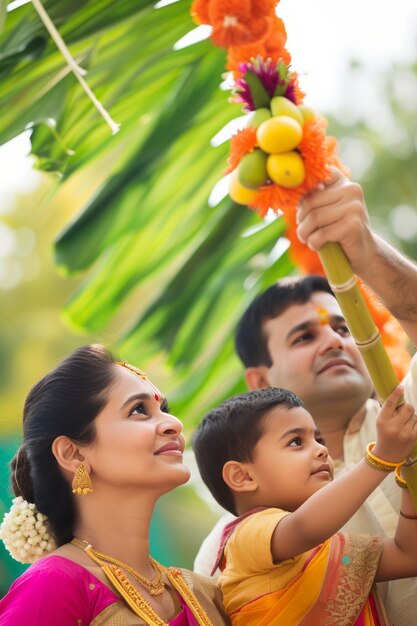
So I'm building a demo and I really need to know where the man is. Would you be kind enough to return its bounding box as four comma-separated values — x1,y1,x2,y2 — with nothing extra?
194,169,417,625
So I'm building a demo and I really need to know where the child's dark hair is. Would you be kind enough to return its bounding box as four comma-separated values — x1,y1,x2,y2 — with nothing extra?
235,275,333,368
193,388,303,515
10,344,119,546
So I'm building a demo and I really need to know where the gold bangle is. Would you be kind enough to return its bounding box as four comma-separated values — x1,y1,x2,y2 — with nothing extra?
363,442,401,472
395,464,407,488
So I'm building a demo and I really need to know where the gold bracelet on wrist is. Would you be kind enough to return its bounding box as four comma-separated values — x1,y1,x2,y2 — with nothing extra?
395,464,407,488
363,442,402,472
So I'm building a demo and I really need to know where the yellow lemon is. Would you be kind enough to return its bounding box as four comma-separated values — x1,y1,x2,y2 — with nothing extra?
229,169,259,205
267,151,306,188
257,116,303,154
270,96,304,125
237,149,268,189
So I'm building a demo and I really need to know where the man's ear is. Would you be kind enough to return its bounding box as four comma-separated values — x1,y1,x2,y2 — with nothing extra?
245,366,270,390
51,436,89,475
223,461,258,493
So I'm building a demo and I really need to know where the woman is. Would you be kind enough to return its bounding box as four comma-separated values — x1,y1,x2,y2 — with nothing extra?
0,344,229,625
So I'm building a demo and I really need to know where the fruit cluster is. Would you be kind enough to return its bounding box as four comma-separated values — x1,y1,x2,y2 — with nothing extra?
229,95,316,206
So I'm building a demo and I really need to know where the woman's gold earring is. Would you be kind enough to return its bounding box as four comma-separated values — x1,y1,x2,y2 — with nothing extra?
72,463,93,495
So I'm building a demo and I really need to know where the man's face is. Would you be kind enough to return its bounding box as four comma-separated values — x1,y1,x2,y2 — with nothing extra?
260,292,373,417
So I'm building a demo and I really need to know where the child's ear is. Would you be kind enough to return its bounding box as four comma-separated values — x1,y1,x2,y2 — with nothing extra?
223,461,258,493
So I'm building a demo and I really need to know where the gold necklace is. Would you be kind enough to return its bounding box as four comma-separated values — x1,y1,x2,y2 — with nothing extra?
71,538,213,626
73,540,164,596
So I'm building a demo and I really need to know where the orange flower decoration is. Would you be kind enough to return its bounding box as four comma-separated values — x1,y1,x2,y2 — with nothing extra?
249,184,304,219
298,117,349,193
224,127,258,174
263,16,289,55
298,119,333,189
359,280,410,379
212,15,271,49
191,0,278,49
358,281,392,329
251,0,278,17
227,43,269,76
190,0,210,24
226,16,291,79
285,214,324,275
288,72,305,105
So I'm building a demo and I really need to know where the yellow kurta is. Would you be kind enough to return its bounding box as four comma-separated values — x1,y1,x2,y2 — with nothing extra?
219,509,387,626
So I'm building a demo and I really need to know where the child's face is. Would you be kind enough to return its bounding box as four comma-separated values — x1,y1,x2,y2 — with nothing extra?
247,405,334,511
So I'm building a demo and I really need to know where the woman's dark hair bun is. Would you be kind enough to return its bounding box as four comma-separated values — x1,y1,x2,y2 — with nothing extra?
10,444,34,503
14,344,117,546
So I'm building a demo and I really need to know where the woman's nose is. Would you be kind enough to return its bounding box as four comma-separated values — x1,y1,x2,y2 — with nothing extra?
158,413,183,435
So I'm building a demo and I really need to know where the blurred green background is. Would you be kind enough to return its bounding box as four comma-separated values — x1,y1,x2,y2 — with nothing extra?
1,0,417,594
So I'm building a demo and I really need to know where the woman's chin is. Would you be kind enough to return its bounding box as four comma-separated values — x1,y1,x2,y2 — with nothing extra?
177,465,191,485
164,464,191,490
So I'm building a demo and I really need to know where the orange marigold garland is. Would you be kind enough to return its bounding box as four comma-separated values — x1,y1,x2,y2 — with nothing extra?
191,0,279,48
358,282,411,380
224,127,258,175
190,0,410,378
226,16,291,77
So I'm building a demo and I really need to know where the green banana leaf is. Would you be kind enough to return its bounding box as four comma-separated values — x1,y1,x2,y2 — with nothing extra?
0,0,296,427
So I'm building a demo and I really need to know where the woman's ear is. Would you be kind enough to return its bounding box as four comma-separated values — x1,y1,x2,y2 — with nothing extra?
51,436,88,474
223,461,258,493
245,366,270,390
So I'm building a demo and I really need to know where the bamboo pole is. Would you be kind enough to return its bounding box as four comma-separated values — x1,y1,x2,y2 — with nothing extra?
318,242,417,509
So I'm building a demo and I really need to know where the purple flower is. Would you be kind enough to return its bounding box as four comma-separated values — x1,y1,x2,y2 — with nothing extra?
283,81,297,104
233,76,255,110
232,56,296,111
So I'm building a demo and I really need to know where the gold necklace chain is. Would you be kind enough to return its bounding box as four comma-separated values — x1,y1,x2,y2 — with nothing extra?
85,543,164,596
103,563,168,626
71,538,213,626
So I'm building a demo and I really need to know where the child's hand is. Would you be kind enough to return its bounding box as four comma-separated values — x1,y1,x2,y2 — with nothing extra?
373,386,417,463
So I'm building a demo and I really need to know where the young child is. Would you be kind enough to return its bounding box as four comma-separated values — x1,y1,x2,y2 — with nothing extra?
193,386,417,626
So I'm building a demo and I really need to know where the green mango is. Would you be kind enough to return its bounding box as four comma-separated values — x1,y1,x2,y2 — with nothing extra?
246,108,272,129
237,149,269,189
270,96,303,125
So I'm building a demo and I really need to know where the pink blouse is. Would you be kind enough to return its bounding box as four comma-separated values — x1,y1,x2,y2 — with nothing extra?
0,555,195,625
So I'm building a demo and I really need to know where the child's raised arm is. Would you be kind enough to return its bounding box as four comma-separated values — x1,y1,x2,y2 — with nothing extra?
271,386,417,564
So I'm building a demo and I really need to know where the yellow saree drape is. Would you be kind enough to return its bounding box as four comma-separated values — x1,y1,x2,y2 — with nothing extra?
230,533,388,626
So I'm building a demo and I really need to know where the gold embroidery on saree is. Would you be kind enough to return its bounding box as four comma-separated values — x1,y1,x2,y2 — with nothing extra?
324,534,383,625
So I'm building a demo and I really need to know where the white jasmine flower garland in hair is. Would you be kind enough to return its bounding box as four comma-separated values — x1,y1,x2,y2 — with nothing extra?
0,496,57,563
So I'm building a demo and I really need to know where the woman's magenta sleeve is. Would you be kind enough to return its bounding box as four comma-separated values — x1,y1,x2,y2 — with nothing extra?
0,557,118,625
